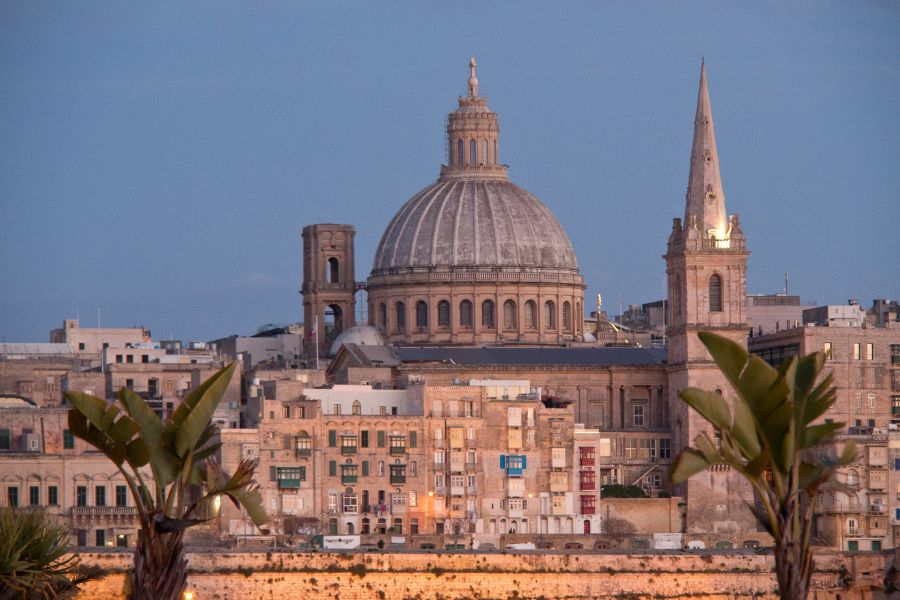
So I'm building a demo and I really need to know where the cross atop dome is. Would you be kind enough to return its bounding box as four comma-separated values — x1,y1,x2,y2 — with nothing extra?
468,56,479,98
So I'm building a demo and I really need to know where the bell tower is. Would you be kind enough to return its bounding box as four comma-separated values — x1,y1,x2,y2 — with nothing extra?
301,224,357,359
664,62,754,534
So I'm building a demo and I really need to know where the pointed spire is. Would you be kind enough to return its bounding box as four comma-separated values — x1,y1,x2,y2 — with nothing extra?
468,56,479,98
684,60,728,242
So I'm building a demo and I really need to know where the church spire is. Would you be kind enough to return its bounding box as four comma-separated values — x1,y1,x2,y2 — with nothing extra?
684,60,729,242
468,56,479,98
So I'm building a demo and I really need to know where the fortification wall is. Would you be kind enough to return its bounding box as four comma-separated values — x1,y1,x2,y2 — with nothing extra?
73,549,892,599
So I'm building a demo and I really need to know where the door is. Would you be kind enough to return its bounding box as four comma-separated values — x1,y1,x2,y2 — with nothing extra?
583,520,591,534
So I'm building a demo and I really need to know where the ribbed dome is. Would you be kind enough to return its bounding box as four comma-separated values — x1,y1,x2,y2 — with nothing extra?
372,179,578,274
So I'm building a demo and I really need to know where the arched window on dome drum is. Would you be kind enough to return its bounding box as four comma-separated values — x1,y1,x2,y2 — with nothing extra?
415,301,428,329
709,274,723,312
562,302,571,331
395,302,406,332
483,140,489,166
482,300,495,329
326,257,339,283
503,300,516,330
437,300,450,327
544,301,556,330
470,139,477,165
459,300,473,328
524,301,537,329
378,303,387,330
457,139,464,166
494,140,498,165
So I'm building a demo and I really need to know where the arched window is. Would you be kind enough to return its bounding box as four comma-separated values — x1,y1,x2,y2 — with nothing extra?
457,139,464,165
395,302,406,331
470,139,477,164
544,301,555,329
562,302,571,331
494,140,498,164
482,300,495,328
483,139,489,166
503,300,516,330
378,303,387,329
415,301,428,328
709,274,723,312
524,300,537,329
327,257,339,283
459,300,473,328
352,400,361,415
437,300,450,327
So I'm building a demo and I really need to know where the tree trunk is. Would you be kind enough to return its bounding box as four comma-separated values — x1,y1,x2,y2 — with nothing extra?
130,529,188,600
774,538,812,600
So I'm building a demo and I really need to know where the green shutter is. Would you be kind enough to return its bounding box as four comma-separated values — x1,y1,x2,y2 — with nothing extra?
300,466,307,481
329,460,337,476
377,430,385,448
361,430,369,447
362,461,369,476
0,429,10,450
269,466,276,481
63,429,74,449
328,430,337,447
409,431,417,448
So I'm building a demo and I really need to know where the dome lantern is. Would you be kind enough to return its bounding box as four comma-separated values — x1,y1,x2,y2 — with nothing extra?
439,57,509,182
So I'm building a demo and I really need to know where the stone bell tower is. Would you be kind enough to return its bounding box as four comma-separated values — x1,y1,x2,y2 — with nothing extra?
301,224,356,360
664,62,755,534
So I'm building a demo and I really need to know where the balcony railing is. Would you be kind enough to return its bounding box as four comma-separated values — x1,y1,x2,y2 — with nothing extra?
579,456,595,467
296,448,311,458
341,445,357,455
341,475,358,484
579,480,596,491
581,505,596,515
847,528,861,536
390,475,406,485
390,446,407,456
71,506,137,518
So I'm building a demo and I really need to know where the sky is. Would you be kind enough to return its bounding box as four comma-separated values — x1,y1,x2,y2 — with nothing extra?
1,1,898,343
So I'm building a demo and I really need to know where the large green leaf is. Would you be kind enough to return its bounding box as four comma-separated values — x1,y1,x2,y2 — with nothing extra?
698,331,748,386
680,388,731,431
66,391,147,468
204,459,268,526
669,449,712,483
730,395,762,459
173,363,237,457
119,388,178,488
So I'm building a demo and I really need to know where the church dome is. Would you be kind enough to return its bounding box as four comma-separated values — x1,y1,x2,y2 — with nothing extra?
329,325,385,356
371,179,578,274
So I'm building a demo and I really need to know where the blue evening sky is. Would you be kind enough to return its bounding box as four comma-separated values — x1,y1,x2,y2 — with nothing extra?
1,1,898,342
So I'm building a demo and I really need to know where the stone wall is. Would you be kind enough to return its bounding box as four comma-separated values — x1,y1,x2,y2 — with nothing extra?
73,549,894,599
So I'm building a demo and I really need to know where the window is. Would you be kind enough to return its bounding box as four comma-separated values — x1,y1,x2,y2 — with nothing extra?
76,486,87,507
48,486,58,506
866,343,874,361
580,495,596,515
377,460,385,476
361,460,369,476
7,487,18,507
503,300,516,330
824,341,833,359
0,429,9,450
481,300,495,328
457,139,464,165
524,301,537,329
327,257,340,283
328,430,336,447
328,460,337,477
544,301,555,329
377,430,386,448
562,302,571,331
868,394,876,409
333,403,341,415
469,138,476,164
390,434,406,455
409,490,417,507
891,344,900,365
360,430,369,448
78,342,85,350
709,274,722,312
96,529,106,547
482,139,488,165
410,461,417,476
435,474,445,488
409,431,417,448
508,498,525,511
390,463,406,484
853,343,860,361
341,434,358,454
438,300,450,327
416,301,428,328
343,493,358,514
63,429,74,449
29,486,39,506
115,485,127,507
633,404,645,427
296,432,312,456
459,300,473,327
95,486,106,507
434,450,444,465
378,303,387,329
352,400,361,415
659,439,671,459
341,464,358,484
395,302,406,331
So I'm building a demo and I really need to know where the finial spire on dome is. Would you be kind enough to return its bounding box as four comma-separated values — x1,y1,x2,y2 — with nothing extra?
468,56,478,98
684,59,728,242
